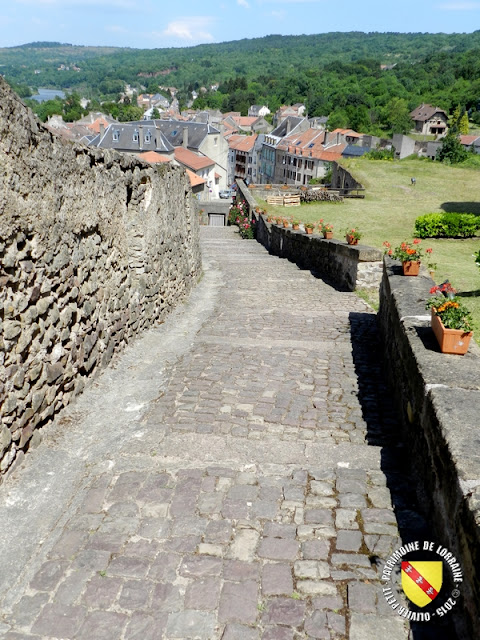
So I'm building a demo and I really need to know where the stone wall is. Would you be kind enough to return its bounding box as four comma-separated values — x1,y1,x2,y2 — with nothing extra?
379,257,480,638
331,163,363,193
0,78,201,476
255,215,382,291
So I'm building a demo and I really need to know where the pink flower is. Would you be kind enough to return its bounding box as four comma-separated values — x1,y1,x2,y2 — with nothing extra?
413,238,421,244
426,248,433,254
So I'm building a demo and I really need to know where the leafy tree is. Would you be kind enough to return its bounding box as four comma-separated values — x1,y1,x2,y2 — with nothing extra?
459,112,469,135
383,97,412,134
151,107,161,119
449,104,461,133
437,133,468,164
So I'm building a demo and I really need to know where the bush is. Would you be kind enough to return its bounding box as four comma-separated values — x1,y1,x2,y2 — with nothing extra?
414,212,480,238
364,148,394,160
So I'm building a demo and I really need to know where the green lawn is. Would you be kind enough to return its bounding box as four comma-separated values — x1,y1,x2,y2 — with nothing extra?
258,157,480,333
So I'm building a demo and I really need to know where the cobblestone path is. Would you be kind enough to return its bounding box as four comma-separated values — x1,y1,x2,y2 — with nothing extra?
0,227,456,639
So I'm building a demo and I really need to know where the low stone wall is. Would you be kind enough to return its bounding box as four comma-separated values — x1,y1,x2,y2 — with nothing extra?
255,215,382,291
331,163,363,194
235,179,257,219
379,257,480,637
0,78,201,476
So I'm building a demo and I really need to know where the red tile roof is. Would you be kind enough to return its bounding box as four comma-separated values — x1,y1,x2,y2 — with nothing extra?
459,135,479,145
228,134,257,152
185,169,206,187
174,147,215,170
87,117,112,134
139,151,171,164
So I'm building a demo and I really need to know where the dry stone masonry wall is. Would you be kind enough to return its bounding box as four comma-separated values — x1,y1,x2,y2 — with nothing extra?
0,78,201,476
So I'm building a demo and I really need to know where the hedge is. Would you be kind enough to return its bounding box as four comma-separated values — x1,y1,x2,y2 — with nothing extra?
414,212,480,238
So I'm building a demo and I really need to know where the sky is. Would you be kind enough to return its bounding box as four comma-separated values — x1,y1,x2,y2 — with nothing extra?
1,0,480,49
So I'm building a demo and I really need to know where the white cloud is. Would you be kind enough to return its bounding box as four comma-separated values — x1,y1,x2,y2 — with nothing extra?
438,1,480,7
162,17,215,42
238,0,250,7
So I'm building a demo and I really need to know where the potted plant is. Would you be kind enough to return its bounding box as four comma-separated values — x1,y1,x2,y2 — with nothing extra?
425,282,473,354
344,227,362,245
383,239,432,276
304,222,315,235
322,223,334,239
283,217,291,228
292,218,300,230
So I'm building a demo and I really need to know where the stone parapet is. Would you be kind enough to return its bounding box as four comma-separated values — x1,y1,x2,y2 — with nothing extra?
0,78,201,476
255,215,382,292
378,257,480,638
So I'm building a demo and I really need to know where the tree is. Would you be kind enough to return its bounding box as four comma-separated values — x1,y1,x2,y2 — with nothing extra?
151,107,161,119
437,133,468,164
383,97,412,134
459,112,469,135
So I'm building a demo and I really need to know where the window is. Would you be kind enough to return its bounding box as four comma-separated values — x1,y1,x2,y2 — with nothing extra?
133,130,139,142
145,131,152,143
113,130,120,141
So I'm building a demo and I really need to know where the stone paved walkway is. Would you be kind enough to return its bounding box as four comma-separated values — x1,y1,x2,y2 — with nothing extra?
0,227,457,639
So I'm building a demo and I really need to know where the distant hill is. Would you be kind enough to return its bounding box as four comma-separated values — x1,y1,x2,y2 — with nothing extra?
2,32,480,133
2,31,480,93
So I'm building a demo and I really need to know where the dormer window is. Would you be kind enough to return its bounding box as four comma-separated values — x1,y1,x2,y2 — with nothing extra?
133,130,139,142
145,131,152,143
112,129,120,141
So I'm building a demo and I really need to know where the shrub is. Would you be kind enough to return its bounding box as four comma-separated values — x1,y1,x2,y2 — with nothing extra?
414,212,480,238
364,148,394,160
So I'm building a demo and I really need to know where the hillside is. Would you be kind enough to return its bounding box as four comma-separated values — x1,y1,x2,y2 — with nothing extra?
261,157,480,331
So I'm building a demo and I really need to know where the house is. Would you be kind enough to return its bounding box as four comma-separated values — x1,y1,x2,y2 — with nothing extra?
410,104,448,136
174,147,217,198
137,93,170,111
392,134,416,160
325,128,364,146
459,134,480,150
248,105,271,118
222,114,271,134
273,104,306,126
258,117,310,184
274,128,345,185
91,123,175,159
227,134,258,185
138,150,208,197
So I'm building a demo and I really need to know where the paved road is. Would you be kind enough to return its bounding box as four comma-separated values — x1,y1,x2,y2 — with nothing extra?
0,227,456,639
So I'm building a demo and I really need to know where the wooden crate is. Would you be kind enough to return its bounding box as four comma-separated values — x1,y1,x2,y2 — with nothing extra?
266,196,284,205
283,195,301,207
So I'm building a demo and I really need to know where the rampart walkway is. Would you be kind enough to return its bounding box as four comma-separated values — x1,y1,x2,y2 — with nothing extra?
0,227,456,639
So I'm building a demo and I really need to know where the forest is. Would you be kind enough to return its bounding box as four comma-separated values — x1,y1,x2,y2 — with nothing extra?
1,31,480,135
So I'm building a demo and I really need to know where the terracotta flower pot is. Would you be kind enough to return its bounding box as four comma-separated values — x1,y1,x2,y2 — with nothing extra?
431,309,473,355
305,227,313,235
402,260,420,276
292,224,300,230
283,221,289,228
323,231,333,239
346,235,358,245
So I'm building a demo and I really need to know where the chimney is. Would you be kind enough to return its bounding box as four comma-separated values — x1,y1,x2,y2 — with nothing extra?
139,125,144,149
182,126,188,148
286,119,291,135
99,122,105,138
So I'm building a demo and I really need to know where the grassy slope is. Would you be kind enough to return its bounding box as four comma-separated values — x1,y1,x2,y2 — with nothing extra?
260,158,480,332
